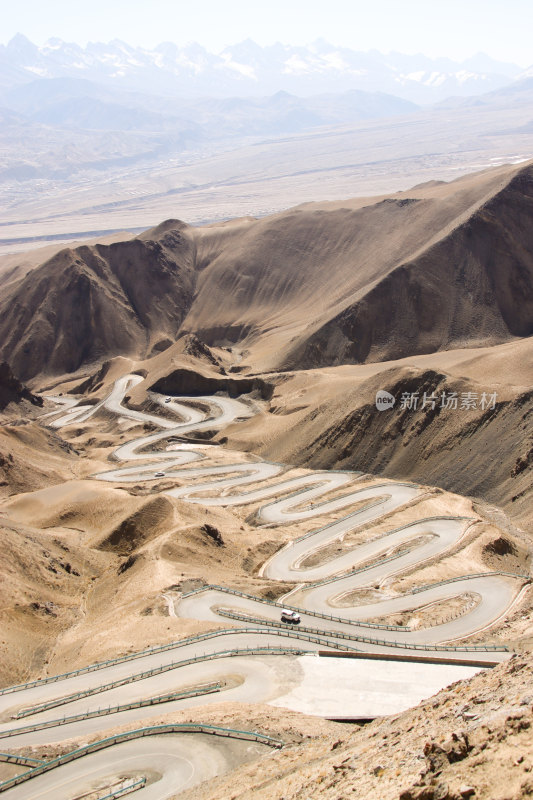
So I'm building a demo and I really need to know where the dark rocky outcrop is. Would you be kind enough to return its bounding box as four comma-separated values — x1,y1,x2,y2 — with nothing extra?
0,361,43,410
149,367,274,399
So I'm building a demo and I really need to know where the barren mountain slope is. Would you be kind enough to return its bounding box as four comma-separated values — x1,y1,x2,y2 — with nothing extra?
0,230,136,289
0,377,94,684
179,652,533,800
215,337,533,531
0,362,79,497
0,360,42,412
182,161,533,369
0,221,196,381
280,171,533,368
0,422,76,497
2,161,533,383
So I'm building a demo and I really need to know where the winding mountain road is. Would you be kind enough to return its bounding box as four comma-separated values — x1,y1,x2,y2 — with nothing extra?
1,375,527,799
84,376,525,653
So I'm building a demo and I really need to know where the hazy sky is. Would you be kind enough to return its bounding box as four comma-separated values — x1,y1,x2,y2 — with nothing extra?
2,0,532,67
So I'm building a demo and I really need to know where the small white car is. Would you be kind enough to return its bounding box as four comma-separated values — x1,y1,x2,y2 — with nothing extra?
164,398,172,403
154,472,165,478
280,609,301,624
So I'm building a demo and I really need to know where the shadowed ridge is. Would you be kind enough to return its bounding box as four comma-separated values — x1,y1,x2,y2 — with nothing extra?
0,223,196,381
279,162,533,369
1,163,532,381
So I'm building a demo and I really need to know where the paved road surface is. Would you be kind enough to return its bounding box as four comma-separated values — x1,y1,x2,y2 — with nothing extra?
10,374,523,799
0,734,268,800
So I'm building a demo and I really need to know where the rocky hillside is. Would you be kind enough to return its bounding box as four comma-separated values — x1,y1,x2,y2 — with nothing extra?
285,366,532,528
0,221,195,381
1,161,533,383
182,652,533,800
280,167,533,369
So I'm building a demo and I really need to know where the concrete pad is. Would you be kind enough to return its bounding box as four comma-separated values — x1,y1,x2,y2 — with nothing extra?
269,654,483,718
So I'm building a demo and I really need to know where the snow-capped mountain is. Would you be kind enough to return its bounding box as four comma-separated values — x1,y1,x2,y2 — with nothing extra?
0,34,524,102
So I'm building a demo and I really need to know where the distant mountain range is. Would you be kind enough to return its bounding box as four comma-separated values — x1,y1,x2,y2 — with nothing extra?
0,34,528,103
0,75,419,184
1,34,533,249
0,76,417,136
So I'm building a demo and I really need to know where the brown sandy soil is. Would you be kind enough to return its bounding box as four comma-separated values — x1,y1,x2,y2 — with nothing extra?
0,424,78,499
0,763,24,783
0,515,106,686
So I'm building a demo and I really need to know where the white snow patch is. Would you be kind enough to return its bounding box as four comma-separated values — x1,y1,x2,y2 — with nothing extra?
456,70,486,84
425,71,446,87
283,55,313,74
176,55,206,75
405,70,426,82
219,53,256,79
321,52,348,71
40,41,62,52
24,66,49,77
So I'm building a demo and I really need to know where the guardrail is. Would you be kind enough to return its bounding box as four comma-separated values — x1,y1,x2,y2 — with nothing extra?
254,479,406,525
218,609,405,646
411,571,532,593
286,486,425,544
96,777,146,800
0,753,46,766
298,516,476,590
253,476,365,517
181,579,511,649
2,477,524,699
0,723,284,794
221,470,404,512
1,561,520,701
0,626,315,697
2,615,506,727
12,646,313,720
181,584,406,631
272,535,529,597
216,609,508,653
9,682,222,728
